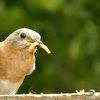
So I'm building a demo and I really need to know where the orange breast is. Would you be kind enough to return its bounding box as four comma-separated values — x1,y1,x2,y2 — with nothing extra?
0,46,35,83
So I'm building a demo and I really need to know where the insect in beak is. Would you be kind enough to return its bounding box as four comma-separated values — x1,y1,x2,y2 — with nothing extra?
25,40,51,54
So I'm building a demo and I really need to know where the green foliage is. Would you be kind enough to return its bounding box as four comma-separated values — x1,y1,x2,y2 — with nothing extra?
0,0,100,93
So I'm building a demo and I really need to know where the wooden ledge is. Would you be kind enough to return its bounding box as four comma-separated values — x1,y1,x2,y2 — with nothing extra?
0,92,100,100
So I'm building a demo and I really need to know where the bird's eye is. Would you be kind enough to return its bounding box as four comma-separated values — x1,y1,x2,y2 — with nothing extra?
20,33,26,38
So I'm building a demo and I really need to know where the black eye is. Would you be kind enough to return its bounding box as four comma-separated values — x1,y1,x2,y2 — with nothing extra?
20,33,26,38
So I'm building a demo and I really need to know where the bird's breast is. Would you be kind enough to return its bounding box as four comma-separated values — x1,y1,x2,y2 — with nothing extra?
0,47,35,83
0,79,21,94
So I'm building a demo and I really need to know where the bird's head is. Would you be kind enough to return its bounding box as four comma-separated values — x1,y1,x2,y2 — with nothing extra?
4,28,42,52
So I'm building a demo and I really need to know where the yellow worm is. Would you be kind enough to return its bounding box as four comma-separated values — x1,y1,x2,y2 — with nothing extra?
27,42,51,54
39,43,51,54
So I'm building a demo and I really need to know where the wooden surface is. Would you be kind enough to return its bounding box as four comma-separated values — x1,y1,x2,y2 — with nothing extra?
0,92,100,100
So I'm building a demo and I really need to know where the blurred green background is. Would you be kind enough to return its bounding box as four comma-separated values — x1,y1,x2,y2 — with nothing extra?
0,0,100,94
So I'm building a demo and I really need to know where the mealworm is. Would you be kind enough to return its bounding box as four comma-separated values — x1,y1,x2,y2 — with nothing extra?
39,43,51,54
27,42,51,54
28,42,39,52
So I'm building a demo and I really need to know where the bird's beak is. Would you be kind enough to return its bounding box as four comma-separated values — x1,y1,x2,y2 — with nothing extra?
36,40,43,44
25,40,43,45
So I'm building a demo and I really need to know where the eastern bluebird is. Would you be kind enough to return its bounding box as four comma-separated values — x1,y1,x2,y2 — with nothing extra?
0,28,51,94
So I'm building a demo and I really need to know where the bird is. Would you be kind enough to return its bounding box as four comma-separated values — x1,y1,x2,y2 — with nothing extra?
0,28,49,95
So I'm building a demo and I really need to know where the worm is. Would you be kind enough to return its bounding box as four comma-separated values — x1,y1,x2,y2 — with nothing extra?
27,42,51,54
